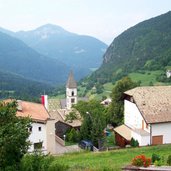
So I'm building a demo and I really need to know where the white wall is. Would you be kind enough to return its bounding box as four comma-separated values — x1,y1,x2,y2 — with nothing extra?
152,122,171,144
66,87,77,109
46,119,56,154
124,100,150,132
28,122,47,153
131,131,150,146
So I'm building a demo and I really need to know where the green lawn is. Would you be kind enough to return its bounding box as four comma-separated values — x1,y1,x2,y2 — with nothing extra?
54,144,171,171
128,70,163,86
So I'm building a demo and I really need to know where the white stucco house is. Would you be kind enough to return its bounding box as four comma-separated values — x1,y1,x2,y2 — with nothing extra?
14,100,56,154
114,86,171,147
166,70,171,78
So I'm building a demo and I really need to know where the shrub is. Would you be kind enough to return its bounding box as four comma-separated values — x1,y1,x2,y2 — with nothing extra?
66,128,80,143
132,155,151,167
20,153,43,171
48,160,69,171
20,153,55,171
130,138,139,147
167,155,171,166
154,160,163,166
40,155,55,171
152,153,161,163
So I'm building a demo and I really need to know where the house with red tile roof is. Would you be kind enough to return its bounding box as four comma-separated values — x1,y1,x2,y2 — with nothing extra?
114,86,171,147
4,99,56,154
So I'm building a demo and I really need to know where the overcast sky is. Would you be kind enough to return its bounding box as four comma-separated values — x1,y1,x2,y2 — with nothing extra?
0,0,171,44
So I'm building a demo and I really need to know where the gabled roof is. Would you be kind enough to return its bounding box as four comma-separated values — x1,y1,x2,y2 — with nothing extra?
114,124,131,141
66,71,77,88
124,86,171,124
16,101,50,122
3,99,50,123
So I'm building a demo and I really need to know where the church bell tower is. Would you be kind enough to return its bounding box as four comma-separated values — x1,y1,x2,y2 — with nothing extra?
66,71,77,110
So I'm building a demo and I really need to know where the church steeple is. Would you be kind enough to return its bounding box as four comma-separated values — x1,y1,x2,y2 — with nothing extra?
66,71,77,110
66,70,77,89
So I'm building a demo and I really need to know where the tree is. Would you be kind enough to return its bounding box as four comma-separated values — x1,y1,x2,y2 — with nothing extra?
74,100,106,148
107,77,137,126
0,101,31,170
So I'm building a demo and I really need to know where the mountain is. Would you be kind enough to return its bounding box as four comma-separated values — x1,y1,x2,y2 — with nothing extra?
0,70,52,100
0,31,72,85
89,11,171,84
4,24,107,73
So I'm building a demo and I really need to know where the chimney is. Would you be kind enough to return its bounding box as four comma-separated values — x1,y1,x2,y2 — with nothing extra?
17,100,22,111
41,95,48,111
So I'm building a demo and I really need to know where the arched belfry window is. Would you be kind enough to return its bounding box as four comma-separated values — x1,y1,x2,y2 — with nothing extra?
72,91,74,96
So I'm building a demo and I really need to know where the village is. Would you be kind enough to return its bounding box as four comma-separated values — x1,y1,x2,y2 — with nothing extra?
4,71,171,156
1,2,171,170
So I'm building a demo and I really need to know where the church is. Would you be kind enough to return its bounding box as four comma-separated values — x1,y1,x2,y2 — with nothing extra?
47,71,88,139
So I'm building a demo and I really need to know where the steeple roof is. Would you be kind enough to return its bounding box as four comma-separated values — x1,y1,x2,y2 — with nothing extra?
66,71,77,88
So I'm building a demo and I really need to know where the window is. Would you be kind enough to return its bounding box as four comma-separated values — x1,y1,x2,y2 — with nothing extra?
72,91,74,96
38,127,41,131
71,98,75,103
34,142,42,150
29,126,32,132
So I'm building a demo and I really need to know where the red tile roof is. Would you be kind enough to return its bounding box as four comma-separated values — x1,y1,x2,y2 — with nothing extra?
16,101,50,122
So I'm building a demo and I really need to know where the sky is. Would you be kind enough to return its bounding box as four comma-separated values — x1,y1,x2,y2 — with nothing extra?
0,0,171,44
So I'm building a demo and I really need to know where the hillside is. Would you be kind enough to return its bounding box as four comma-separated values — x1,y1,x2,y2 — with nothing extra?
48,144,171,170
1,24,107,76
89,11,171,85
0,31,70,84
0,70,52,100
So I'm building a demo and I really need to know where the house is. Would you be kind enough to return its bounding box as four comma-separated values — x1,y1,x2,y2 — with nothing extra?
101,98,112,106
14,100,56,154
114,86,171,147
166,70,171,78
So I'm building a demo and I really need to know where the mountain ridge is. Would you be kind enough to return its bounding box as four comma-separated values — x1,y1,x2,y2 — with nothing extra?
0,24,107,73
89,11,171,84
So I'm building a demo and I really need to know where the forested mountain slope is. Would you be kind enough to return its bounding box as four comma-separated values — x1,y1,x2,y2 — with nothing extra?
90,11,171,84
0,70,52,100
0,31,69,84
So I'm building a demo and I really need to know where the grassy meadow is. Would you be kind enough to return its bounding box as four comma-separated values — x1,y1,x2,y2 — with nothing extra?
53,144,171,171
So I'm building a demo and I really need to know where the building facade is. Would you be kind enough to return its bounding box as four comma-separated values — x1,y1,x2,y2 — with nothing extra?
16,100,56,154
114,86,171,147
66,71,78,110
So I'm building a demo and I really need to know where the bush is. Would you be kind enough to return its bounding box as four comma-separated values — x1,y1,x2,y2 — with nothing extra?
66,128,80,143
40,155,55,171
132,155,151,167
20,153,55,171
20,153,43,171
130,138,139,147
152,153,161,163
48,161,69,171
154,160,163,166
167,155,171,166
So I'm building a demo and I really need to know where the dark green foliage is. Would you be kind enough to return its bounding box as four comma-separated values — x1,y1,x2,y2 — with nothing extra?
0,70,53,100
130,138,139,147
152,153,161,163
74,100,106,148
167,155,171,166
20,153,43,171
107,77,137,126
0,101,31,170
65,110,78,123
20,153,67,171
87,11,171,86
65,128,80,143
48,161,69,171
